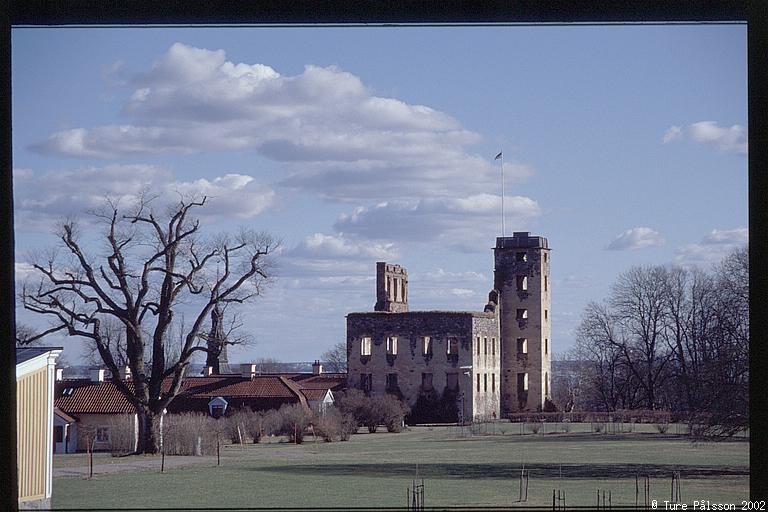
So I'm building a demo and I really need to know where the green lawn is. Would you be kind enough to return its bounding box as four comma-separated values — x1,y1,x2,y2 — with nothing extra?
52,425,750,509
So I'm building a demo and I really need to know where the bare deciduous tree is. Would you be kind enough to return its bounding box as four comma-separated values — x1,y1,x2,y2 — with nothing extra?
21,195,277,453
321,341,348,373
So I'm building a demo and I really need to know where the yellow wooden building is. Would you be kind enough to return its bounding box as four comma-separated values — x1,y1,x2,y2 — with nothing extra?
16,347,62,510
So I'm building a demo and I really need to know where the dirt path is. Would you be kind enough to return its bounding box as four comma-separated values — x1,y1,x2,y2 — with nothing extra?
54,455,217,478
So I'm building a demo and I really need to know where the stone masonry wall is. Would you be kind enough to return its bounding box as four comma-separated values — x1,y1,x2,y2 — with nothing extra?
346,311,498,420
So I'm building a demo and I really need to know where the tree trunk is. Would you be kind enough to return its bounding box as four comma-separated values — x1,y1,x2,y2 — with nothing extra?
136,407,160,454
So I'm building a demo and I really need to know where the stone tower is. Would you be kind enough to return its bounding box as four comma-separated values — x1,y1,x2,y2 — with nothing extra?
374,262,408,313
494,232,551,413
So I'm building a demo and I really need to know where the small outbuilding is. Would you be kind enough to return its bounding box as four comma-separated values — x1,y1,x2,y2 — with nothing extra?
16,346,62,510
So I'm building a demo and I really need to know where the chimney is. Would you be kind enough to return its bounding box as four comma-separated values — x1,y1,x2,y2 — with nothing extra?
55,368,64,381
312,360,323,375
118,366,132,380
90,369,106,383
240,363,257,379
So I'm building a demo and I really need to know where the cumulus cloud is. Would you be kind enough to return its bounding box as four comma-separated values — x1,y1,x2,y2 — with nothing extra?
333,194,541,251
13,165,275,230
606,227,664,251
278,232,399,281
663,121,747,155
675,227,748,267
31,43,530,202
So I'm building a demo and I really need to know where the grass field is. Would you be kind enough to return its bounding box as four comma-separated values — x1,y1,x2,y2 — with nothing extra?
52,424,750,509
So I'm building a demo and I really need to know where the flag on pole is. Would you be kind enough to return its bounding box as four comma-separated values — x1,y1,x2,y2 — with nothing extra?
494,151,503,160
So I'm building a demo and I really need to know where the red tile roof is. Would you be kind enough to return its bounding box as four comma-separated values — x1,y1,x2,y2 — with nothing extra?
300,388,331,401
54,372,338,415
55,381,135,414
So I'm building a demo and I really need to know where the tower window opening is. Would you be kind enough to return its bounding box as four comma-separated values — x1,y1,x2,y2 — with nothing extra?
422,336,432,355
516,309,528,320
545,339,549,355
545,310,548,320
492,337,496,355
361,373,372,392
516,251,527,262
517,372,529,391
386,373,398,391
447,337,459,355
484,337,488,355
517,338,528,354
545,276,548,291
446,372,459,391
484,373,488,392
492,373,496,393
476,373,480,392
476,336,481,355
361,337,372,356
516,275,528,291
386,336,398,355
422,372,433,390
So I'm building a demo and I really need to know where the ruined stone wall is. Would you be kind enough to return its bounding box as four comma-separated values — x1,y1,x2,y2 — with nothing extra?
470,315,502,420
346,311,497,420
494,233,551,414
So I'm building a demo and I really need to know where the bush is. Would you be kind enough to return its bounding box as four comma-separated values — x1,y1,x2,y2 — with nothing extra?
337,389,368,428
278,403,312,443
262,409,283,437
239,409,265,443
105,414,135,455
314,407,343,442
223,409,252,444
339,413,358,441
161,413,219,456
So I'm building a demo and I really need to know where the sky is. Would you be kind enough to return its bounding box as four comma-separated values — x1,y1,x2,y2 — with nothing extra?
11,25,748,365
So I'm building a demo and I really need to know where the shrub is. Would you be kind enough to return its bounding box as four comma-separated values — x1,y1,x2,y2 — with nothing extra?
337,389,368,427
239,409,265,443
262,409,283,437
105,414,135,455
339,413,358,441
161,413,218,456
223,409,252,444
278,403,312,443
380,395,409,432
314,407,343,442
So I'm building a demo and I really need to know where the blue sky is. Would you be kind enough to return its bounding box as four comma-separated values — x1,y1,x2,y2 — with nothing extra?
12,25,748,364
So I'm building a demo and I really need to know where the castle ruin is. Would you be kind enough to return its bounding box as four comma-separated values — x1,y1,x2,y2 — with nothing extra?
346,232,551,420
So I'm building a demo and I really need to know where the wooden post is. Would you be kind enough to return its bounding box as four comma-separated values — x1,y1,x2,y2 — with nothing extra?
88,437,93,479
161,448,165,473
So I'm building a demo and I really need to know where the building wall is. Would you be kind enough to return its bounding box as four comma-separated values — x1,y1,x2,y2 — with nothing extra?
53,415,77,454
494,233,552,413
73,413,137,452
17,366,49,504
346,311,498,420
470,315,502,420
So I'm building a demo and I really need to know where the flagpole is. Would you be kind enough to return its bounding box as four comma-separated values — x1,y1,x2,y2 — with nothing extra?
500,151,505,237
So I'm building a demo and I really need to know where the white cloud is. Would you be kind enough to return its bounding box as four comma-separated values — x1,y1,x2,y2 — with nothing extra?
289,232,398,261
31,43,531,202
606,227,664,251
675,227,748,267
663,121,747,155
13,165,275,230
333,194,541,251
